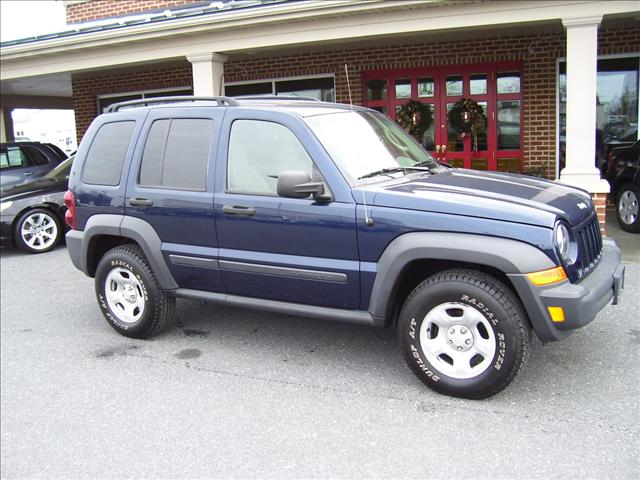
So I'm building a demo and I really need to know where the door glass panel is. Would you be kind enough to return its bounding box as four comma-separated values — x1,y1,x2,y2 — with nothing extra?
497,72,521,94
498,100,521,150
470,74,487,95
449,158,464,168
471,158,488,170
418,78,434,97
446,103,464,152
473,102,488,151
498,157,521,173
422,104,436,151
395,79,411,99
446,75,463,96
366,79,386,100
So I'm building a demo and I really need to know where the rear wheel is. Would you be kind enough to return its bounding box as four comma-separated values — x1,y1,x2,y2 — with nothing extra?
398,269,530,399
14,208,61,254
94,244,175,338
616,183,640,233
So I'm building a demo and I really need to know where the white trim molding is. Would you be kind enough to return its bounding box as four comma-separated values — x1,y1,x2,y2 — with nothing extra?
2,1,638,80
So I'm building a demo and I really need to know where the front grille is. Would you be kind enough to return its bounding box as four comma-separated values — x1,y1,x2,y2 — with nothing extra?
575,216,603,279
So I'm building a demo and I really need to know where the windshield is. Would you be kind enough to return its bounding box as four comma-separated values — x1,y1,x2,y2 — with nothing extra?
305,110,438,184
43,156,73,181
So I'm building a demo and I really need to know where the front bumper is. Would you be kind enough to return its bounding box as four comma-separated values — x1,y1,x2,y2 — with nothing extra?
0,215,15,244
509,238,624,342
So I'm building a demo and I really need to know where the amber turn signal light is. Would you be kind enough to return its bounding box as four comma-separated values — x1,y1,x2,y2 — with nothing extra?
527,266,568,286
547,306,566,323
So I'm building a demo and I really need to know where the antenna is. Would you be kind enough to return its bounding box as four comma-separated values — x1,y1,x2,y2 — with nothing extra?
362,191,374,226
344,64,354,111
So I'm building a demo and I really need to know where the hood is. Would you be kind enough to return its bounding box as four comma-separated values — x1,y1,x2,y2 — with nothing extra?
0,177,68,202
358,169,593,228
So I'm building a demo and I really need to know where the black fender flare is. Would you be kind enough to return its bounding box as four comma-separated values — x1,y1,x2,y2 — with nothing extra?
367,231,556,322
68,214,178,290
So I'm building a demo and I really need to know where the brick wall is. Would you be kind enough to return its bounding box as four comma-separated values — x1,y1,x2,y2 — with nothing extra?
71,26,639,178
72,66,192,140
66,0,204,24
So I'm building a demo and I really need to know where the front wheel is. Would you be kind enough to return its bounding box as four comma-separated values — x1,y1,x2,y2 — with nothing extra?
94,244,175,338
398,269,531,399
616,183,640,233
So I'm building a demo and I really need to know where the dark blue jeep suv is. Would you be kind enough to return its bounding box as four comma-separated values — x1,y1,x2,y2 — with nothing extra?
65,96,625,399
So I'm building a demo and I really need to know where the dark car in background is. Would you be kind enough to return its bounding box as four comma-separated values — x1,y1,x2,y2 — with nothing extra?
0,141,67,190
605,140,639,233
0,156,73,253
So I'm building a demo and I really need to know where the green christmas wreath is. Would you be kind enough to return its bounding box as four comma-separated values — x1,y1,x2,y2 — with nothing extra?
396,100,433,141
448,97,487,137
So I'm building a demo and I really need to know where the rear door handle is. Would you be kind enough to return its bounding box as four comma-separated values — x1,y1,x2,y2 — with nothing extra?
24,172,34,176
128,197,153,207
223,205,255,216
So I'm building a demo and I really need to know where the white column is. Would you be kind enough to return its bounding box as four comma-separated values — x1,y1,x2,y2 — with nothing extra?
559,16,609,194
187,52,228,96
0,108,6,143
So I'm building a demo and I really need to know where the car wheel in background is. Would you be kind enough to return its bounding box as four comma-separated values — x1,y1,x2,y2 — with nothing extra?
14,208,62,253
616,183,640,233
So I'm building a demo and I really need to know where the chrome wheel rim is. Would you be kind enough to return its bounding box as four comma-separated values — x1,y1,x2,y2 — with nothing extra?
618,190,638,226
104,267,145,324
419,302,496,379
20,212,58,251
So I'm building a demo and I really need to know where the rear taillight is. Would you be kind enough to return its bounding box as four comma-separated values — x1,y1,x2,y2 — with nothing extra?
64,189,77,230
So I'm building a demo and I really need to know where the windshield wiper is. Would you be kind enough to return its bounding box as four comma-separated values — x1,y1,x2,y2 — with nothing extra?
357,166,434,180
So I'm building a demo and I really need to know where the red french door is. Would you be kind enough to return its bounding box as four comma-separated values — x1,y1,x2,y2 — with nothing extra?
362,62,523,172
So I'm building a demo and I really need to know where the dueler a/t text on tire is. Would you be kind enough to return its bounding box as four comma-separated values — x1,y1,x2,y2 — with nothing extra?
94,244,175,338
398,269,531,399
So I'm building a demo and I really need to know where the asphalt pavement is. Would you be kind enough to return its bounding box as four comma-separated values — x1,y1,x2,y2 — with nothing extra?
1,216,638,479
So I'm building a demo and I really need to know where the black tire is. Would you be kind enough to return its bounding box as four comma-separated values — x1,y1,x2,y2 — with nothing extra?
94,244,175,338
398,269,530,399
616,183,640,233
14,208,62,254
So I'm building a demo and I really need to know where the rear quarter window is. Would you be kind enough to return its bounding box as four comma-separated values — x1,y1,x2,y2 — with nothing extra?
82,121,136,186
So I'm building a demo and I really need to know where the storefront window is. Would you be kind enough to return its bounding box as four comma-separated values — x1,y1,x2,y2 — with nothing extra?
226,76,335,102
559,56,639,169
98,88,192,113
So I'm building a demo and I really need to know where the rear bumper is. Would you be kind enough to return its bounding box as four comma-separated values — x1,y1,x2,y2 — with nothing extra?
509,238,624,342
66,229,84,273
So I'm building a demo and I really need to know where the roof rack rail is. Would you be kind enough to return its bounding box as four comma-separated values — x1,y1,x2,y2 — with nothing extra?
105,96,239,112
234,95,321,102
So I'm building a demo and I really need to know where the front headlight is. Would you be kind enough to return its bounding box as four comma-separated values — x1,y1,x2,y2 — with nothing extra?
0,201,13,213
554,222,577,265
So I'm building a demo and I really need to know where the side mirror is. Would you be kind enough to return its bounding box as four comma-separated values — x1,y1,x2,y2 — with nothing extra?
277,170,328,200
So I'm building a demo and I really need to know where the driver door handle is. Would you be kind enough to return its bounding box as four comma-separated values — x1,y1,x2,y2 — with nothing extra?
223,205,256,216
128,197,153,207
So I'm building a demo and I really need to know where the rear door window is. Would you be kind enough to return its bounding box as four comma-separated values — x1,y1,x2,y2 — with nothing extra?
82,121,136,186
0,146,31,169
139,118,213,191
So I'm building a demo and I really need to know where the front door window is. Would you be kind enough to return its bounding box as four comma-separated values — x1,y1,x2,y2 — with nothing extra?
363,63,523,172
